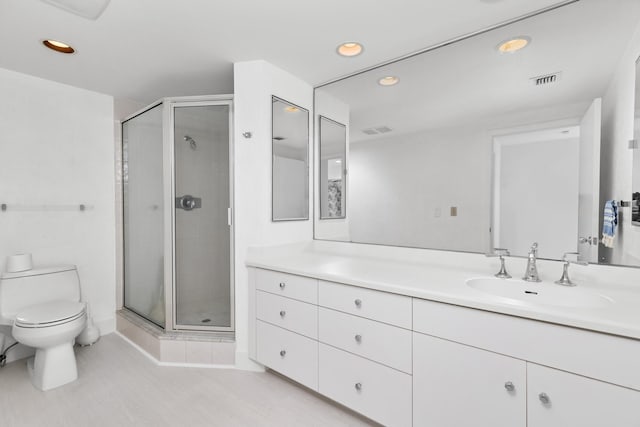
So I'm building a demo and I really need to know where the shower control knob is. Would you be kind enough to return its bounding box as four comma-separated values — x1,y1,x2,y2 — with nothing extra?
279,282,286,289
280,350,286,357
175,195,201,211
279,310,286,318
354,299,362,308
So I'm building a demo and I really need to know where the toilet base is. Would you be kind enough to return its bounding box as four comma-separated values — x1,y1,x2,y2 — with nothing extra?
27,340,78,391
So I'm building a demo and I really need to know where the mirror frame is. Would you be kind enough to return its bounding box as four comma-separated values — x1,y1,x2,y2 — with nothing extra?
271,95,310,222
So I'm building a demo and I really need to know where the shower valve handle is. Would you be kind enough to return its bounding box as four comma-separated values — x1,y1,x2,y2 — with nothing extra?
175,195,202,211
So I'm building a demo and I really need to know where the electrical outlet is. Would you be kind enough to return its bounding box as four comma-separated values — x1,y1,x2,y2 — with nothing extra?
434,207,441,218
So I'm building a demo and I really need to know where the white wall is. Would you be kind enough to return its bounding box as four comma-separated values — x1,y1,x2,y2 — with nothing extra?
233,60,313,368
600,20,640,265
349,124,492,253
0,68,116,357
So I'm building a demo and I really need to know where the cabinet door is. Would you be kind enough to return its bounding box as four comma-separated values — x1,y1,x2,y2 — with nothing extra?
528,363,640,427
413,332,526,427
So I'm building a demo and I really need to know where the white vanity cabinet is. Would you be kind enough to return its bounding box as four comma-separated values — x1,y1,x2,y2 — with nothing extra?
413,333,526,427
527,363,640,427
253,269,319,391
249,266,640,426
413,298,640,427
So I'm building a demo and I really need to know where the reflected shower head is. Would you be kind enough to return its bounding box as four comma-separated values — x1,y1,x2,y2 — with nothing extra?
183,135,197,150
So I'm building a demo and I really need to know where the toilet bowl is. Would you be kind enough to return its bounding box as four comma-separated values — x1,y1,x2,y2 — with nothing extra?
0,262,88,390
12,301,86,391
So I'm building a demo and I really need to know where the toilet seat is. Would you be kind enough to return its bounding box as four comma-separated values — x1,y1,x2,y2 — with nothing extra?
14,301,85,328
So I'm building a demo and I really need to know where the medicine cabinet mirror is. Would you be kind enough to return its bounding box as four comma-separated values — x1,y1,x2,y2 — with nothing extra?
319,116,347,219
272,96,309,221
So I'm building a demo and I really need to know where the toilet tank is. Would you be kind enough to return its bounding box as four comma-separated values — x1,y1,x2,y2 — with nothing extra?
0,265,80,321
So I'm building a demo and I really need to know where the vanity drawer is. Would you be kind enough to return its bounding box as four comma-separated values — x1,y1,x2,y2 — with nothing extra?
318,307,412,374
256,320,318,391
319,343,412,427
255,268,317,304
318,280,411,328
256,290,318,339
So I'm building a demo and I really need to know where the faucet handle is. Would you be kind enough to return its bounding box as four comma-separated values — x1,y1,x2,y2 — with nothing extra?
486,248,510,257
562,251,588,266
529,242,539,255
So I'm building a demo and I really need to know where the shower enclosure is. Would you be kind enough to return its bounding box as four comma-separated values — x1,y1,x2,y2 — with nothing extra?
122,95,234,332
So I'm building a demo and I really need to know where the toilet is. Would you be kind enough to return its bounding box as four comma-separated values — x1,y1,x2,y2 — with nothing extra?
0,264,87,391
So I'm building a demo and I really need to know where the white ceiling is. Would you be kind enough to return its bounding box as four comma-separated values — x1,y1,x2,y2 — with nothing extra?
318,0,640,141
0,0,571,108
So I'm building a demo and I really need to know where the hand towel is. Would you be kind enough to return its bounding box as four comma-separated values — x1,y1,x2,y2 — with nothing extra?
602,200,618,248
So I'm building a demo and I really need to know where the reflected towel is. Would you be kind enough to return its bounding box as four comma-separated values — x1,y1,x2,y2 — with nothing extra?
602,200,618,248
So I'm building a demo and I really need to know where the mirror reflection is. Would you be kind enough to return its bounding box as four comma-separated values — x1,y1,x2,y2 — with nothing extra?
272,96,309,221
314,0,640,265
319,116,347,219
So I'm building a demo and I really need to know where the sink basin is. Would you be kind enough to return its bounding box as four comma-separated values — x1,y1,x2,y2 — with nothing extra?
466,277,614,308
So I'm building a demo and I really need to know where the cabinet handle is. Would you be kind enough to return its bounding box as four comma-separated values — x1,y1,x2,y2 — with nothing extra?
355,334,362,343
354,299,362,308
279,282,286,289
279,310,286,317
279,350,286,357
504,381,515,392
355,382,362,391
538,392,550,404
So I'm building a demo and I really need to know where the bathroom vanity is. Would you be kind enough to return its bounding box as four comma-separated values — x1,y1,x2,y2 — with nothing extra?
247,242,640,427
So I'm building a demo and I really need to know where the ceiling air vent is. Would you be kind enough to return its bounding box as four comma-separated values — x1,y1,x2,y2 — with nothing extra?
531,72,562,86
362,126,393,135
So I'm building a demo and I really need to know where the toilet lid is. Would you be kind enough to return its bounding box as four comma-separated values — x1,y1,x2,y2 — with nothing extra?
15,301,85,327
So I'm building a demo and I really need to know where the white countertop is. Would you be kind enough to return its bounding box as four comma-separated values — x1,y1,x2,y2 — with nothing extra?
246,241,640,340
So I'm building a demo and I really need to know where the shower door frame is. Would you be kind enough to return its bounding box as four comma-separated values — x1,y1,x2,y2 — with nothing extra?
164,95,235,333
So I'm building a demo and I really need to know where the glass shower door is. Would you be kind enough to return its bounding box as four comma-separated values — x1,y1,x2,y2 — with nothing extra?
173,102,233,330
122,104,166,327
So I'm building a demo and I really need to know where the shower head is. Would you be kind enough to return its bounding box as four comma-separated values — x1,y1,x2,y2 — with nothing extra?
183,135,197,150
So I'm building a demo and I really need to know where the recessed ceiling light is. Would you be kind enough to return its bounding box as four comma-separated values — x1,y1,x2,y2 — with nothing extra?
497,36,530,54
42,39,75,54
284,106,300,113
337,42,363,57
378,76,399,86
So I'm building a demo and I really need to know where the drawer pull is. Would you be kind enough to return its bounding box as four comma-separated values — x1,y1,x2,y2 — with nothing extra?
538,392,550,404
279,350,286,357
504,381,515,392
279,282,286,289
355,382,362,391
279,310,286,318
354,334,362,343
354,298,362,308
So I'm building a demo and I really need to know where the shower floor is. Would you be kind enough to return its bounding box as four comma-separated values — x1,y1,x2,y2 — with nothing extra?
177,308,231,328
177,296,231,328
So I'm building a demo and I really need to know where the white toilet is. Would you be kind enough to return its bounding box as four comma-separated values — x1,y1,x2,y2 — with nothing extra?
0,265,87,391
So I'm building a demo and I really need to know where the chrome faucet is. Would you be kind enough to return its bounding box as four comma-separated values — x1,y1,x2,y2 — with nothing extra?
555,252,588,286
523,242,541,282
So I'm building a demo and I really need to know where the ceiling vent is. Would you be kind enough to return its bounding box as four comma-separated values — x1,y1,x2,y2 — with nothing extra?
362,126,393,135
531,72,562,86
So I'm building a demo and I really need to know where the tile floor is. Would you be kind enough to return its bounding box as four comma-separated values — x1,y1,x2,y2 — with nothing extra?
0,334,375,427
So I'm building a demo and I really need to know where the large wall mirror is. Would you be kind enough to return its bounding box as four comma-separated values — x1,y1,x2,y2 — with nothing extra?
272,96,309,221
314,0,640,266
319,116,347,219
